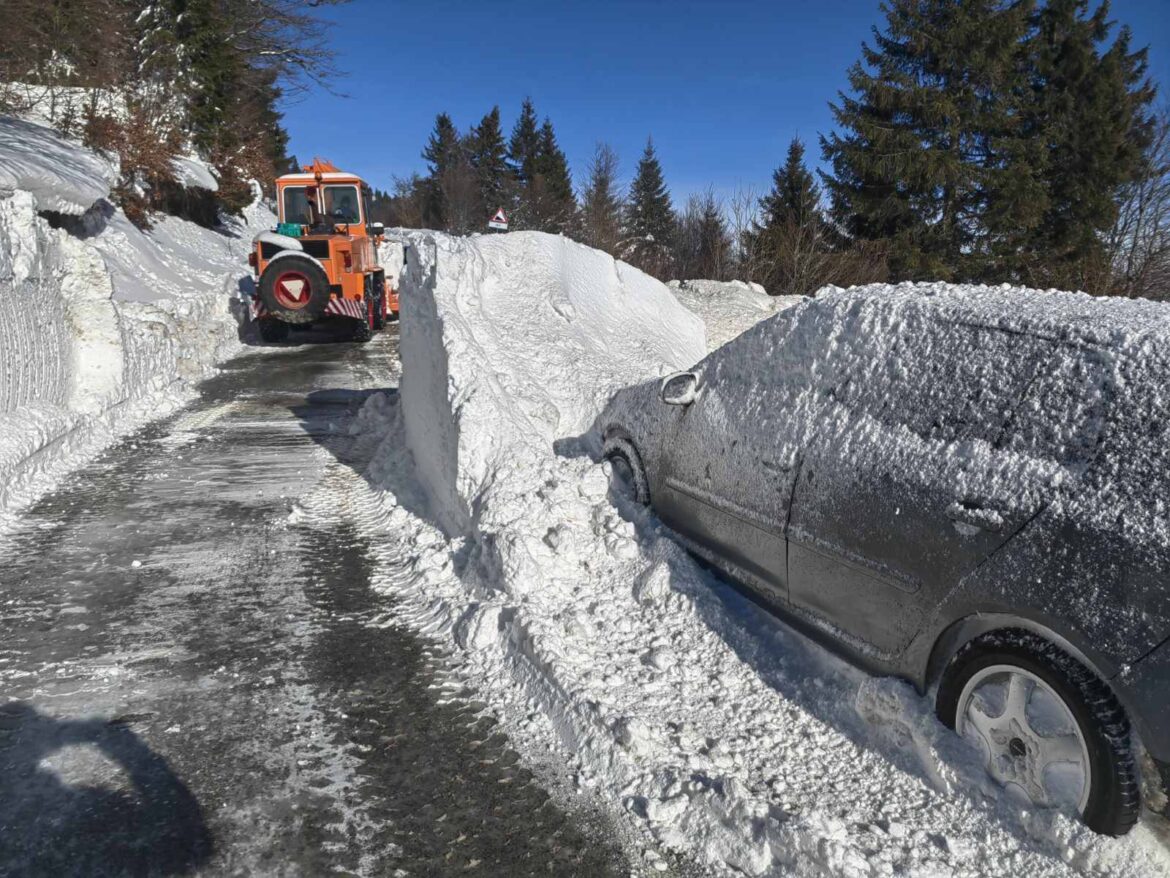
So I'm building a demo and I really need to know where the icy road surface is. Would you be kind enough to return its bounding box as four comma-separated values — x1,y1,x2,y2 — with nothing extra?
0,328,631,877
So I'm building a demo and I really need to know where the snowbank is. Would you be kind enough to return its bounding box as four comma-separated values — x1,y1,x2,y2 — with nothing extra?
0,116,116,214
0,117,270,523
669,278,804,351
397,231,705,536
365,239,1170,876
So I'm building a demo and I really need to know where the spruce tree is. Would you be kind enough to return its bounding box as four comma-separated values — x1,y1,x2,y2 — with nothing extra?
1023,0,1155,288
581,143,625,253
760,138,821,228
624,138,676,278
508,97,541,225
531,118,577,234
746,137,842,293
468,106,513,227
421,112,461,229
821,0,1034,280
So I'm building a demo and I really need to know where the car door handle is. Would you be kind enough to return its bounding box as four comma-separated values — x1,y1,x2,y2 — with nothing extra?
945,501,1005,534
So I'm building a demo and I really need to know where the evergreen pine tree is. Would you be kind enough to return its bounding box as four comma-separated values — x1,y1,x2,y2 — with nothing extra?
421,112,462,229
624,138,676,278
581,143,625,253
530,118,577,234
468,106,513,227
1022,0,1155,288
760,138,821,228
745,137,842,293
508,97,541,225
821,0,1034,280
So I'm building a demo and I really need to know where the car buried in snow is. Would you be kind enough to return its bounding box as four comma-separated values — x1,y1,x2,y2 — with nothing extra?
599,283,1170,836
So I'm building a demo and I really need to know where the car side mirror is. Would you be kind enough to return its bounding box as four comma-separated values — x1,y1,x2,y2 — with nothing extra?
371,222,386,236
660,371,699,406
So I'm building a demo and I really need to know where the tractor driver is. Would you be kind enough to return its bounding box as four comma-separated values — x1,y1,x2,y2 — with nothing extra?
330,189,359,223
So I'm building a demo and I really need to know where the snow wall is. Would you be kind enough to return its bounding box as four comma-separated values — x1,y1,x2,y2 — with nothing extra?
0,116,269,522
398,230,706,537
385,231,1170,876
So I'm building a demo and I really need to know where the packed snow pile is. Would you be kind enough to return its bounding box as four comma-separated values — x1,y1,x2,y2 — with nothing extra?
360,243,1170,876
0,116,270,523
669,278,804,351
396,230,705,535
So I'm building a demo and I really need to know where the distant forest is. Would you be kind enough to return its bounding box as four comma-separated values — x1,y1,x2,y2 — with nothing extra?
2,0,1166,297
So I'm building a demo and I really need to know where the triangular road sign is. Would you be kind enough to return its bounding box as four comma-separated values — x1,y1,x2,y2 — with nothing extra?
488,207,509,230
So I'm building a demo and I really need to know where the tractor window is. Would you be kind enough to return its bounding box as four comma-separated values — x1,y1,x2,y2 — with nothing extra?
323,185,361,224
282,187,313,225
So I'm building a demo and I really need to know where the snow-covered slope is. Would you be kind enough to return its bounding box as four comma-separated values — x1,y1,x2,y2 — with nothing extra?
669,278,804,351
355,237,1170,877
0,116,270,523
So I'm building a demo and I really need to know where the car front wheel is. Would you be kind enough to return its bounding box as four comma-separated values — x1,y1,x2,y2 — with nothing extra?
936,629,1141,836
602,437,649,506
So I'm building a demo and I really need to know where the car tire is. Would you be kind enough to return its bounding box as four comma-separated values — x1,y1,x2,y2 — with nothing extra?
936,629,1140,836
258,254,331,324
257,319,289,344
602,437,650,506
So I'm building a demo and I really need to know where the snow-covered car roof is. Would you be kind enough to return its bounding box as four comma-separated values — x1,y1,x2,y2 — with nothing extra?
817,282,1170,351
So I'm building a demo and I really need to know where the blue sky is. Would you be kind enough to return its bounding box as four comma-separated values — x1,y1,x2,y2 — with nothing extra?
282,0,1169,203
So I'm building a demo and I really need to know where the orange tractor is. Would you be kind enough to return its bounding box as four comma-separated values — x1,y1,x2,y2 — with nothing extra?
248,159,399,343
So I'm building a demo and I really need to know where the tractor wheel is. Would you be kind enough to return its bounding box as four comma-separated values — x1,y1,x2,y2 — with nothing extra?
257,254,330,324
371,271,387,330
257,318,290,344
352,297,374,343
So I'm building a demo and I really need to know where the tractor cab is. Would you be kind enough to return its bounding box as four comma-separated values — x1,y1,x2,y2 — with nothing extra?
248,158,397,343
275,159,384,239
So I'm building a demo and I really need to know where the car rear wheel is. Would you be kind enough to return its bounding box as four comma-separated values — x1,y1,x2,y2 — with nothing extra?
936,630,1140,835
602,437,649,506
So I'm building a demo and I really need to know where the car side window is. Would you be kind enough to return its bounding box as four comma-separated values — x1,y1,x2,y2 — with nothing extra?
696,307,824,409
835,309,1055,446
996,345,1113,470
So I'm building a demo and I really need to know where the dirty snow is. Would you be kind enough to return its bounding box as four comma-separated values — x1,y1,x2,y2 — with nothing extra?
351,236,1170,877
669,278,804,351
0,116,270,524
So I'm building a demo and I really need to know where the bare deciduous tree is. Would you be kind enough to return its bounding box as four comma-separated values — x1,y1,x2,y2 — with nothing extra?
1108,110,1170,300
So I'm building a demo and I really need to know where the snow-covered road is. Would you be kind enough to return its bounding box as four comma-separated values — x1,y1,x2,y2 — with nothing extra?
0,328,639,877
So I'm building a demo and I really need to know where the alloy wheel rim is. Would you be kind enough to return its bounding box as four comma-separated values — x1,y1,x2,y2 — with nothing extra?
957,664,1091,813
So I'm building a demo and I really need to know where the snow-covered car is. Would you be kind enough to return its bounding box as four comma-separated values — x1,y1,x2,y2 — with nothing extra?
599,283,1170,836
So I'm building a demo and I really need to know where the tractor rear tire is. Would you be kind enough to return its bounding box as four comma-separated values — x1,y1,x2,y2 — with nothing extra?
258,254,330,324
